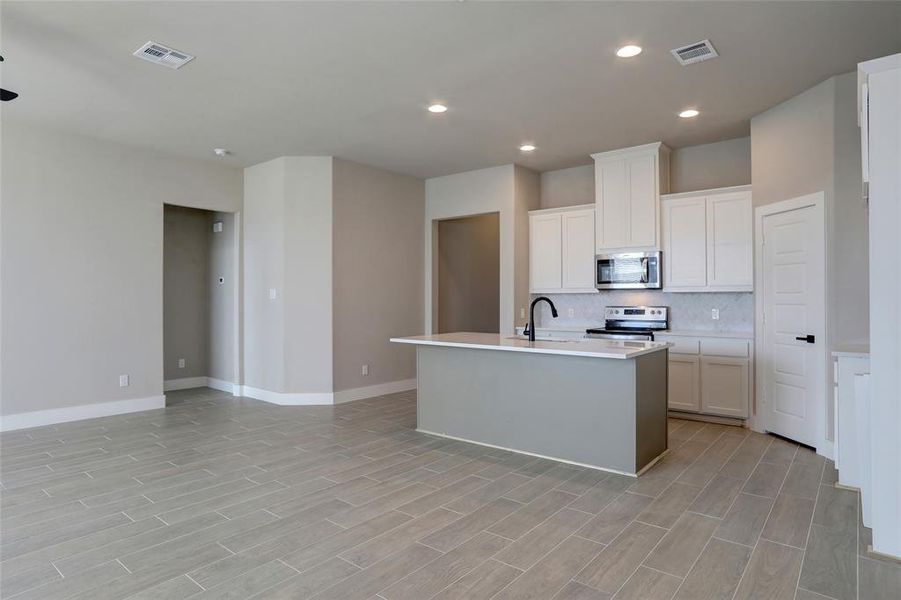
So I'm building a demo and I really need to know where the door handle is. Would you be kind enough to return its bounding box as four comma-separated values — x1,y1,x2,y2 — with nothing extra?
795,334,816,344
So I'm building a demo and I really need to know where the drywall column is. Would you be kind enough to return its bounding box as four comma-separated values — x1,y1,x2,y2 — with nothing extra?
861,53,901,559
283,157,333,397
242,157,333,402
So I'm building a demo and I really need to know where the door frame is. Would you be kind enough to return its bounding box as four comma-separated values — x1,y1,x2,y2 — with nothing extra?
161,205,243,397
752,192,829,456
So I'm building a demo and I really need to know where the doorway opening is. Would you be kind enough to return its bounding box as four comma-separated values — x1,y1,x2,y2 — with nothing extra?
163,204,239,399
436,212,500,334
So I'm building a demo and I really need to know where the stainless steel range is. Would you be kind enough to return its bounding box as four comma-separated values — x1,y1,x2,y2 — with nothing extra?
585,306,669,341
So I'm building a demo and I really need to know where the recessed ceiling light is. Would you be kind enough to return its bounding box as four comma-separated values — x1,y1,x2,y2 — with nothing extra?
519,144,536,152
427,103,448,113
616,45,642,58
679,109,700,118
213,148,230,157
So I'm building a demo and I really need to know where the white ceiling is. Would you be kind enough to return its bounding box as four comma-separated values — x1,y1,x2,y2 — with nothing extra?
2,1,899,179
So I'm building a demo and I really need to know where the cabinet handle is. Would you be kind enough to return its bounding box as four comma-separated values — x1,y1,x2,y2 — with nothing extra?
795,334,816,344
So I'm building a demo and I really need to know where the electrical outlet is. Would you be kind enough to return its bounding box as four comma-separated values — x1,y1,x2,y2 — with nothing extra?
711,308,720,320
119,374,129,387
520,307,526,319
567,308,575,318
178,358,186,369
361,364,369,376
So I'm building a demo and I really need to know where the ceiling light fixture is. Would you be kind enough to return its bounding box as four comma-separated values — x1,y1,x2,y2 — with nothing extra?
213,148,230,157
679,109,700,118
427,103,448,113
519,144,536,152
616,45,642,58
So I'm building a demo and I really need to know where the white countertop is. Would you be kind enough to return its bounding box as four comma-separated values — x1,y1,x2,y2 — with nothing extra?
390,332,671,359
657,330,755,339
832,343,870,358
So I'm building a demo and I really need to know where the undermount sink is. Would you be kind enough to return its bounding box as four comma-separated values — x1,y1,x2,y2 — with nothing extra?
506,335,582,343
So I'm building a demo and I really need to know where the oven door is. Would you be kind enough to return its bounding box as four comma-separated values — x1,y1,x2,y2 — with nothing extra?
596,252,662,289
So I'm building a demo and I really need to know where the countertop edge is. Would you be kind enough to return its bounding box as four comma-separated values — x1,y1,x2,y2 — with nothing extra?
390,337,670,360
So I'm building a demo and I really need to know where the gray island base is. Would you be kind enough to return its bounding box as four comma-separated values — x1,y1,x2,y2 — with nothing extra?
391,333,670,476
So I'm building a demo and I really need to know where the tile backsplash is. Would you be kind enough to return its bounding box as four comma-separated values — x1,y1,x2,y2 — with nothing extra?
532,291,754,333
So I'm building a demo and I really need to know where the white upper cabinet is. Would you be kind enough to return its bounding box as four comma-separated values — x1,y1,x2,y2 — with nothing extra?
561,209,596,290
529,205,597,294
661,185,753,292
529,212,563,291
592,142,670,253
662,196,707,288
706,191,753,288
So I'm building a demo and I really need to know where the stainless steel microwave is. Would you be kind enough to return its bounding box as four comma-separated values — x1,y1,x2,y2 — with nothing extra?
596,252,662,289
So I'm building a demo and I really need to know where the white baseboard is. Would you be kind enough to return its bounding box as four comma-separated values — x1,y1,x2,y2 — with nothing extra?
239,378,416,406
239,385,334,406
333,379,417,404
163,377,208,391
0,395,166,432
206,377,241,395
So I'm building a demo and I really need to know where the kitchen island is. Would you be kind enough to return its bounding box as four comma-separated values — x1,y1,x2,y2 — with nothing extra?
390,332,670,476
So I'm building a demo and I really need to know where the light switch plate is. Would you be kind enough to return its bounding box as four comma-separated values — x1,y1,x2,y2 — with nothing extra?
268,288,277,300
119,374,129,387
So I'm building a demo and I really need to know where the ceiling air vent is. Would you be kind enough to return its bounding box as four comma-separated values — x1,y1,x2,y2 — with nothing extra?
133,41,194,69
670,39,718,66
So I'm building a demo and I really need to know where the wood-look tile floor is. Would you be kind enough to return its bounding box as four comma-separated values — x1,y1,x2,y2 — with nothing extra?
1,387,898,599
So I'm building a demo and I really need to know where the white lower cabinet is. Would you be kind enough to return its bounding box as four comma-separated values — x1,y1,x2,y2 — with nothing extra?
699,356,749,418
659,334,752,419
668,355,700,412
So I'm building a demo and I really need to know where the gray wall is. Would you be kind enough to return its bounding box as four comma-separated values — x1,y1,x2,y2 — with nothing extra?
751,71,868,443
670,137,751,193
163,205,210,380
751,72,868,346
208,211,237,383
437,214,500,334
538,137,752,209
1,123,242,417
425,164,539,336
332,158,424,392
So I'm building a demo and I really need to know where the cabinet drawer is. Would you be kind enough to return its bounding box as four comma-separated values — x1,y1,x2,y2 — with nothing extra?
700,338,750,358
659,336,700,355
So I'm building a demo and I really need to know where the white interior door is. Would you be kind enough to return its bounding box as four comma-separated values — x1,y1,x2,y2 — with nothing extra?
759,198,825,447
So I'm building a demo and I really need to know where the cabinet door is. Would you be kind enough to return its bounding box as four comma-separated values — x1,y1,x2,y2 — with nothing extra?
706,191,753,289
662,197,707,288
700,356,749,418
529,213,562,291
595,159,628,250
561,209,596,290
668,355,700,412
627,153,658,248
